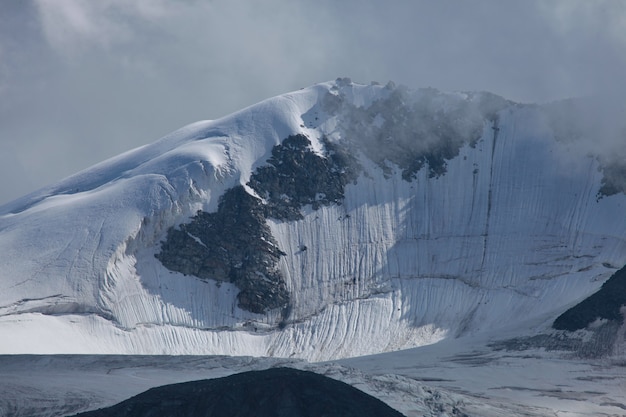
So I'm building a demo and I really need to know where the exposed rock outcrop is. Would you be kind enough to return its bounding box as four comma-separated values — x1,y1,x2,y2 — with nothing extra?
156,134,360,314
248,134,361,221
156,185,288,314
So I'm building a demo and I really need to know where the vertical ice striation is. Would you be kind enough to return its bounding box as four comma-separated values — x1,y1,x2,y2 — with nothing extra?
0,79,625,359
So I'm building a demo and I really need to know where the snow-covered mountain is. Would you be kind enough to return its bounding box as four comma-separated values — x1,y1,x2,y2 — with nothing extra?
1,78,625,361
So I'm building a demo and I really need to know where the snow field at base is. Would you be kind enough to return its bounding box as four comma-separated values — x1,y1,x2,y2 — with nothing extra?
339,330,626,417
3,348,625,417
1,81,626,361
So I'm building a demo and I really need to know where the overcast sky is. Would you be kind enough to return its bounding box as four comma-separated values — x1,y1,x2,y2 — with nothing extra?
0,0,625,205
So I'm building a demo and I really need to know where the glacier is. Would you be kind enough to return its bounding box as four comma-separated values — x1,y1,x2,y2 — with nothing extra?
1,79,625,363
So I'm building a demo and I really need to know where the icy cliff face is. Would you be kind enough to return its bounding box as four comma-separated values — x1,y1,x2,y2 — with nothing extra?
0,79,625,360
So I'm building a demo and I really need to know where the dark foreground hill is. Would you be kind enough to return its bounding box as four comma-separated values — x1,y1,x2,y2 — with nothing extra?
70,367,406,417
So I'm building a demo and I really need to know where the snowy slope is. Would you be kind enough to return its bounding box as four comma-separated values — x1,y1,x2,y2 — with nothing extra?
0,355,552,417
3,349,625,417
1,79,625,360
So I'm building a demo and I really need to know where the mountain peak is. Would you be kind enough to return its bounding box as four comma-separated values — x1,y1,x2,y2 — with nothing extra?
1,80,625,360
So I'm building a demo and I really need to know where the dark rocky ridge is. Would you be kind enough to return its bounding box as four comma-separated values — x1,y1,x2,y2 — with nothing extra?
493,266,626,359
249,134,360,221
69,367,406,417
553,264,626,331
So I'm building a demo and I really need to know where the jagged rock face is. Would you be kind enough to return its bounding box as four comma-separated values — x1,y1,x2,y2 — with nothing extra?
249,134,361,221
156,186,288,314
69,368,406,417
156,134,360,314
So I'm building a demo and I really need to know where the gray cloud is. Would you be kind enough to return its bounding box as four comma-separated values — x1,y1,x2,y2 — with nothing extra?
0,0,625,205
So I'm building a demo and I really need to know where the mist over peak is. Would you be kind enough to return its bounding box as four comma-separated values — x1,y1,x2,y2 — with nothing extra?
542,93,626,195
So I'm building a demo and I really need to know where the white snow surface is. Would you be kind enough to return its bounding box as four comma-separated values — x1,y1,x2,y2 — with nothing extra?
1,80,625,362
2,349,626,417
